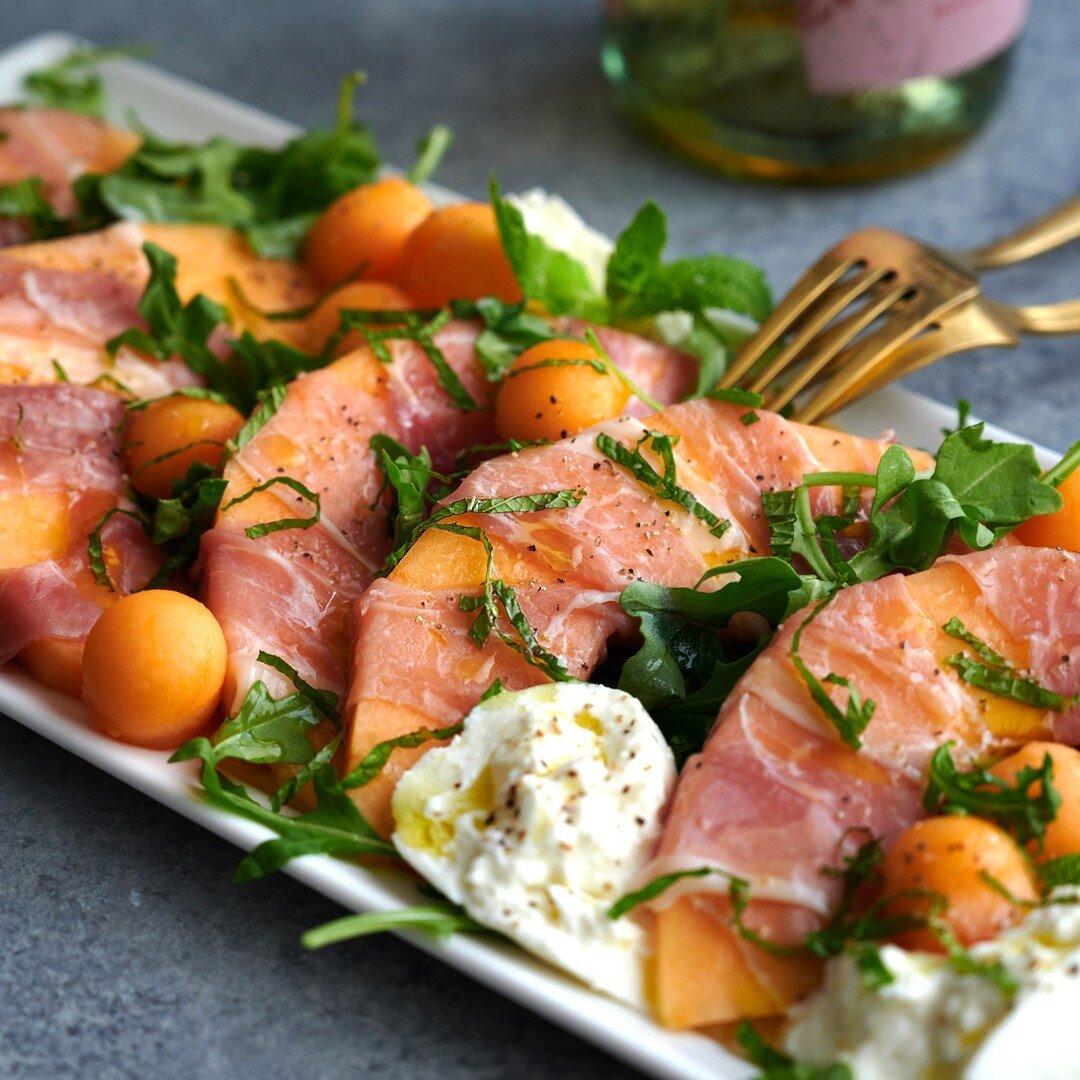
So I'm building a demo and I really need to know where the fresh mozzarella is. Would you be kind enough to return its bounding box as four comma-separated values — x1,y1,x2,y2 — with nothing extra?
391,683,676,1005
506,189,613,293
785,892,1080,1079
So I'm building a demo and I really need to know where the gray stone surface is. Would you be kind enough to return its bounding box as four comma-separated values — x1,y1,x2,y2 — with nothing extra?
1,3,1078,1078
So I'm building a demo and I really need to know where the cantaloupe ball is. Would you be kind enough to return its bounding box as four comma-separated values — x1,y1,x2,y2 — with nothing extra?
306,279,415,355
82,590,227,749
494,338,630,443
880,815,1038,952
124,395,245,500
1014,468,1080,551
396,202,521,307
990,741,1080,863
305,176,433,286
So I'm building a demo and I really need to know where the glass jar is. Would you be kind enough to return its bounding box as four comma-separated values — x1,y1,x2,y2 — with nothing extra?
602,0,1029,183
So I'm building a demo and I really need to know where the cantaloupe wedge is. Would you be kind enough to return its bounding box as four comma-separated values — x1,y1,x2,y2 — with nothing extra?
654,898,822,1028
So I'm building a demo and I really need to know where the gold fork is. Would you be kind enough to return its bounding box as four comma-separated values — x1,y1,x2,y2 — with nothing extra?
719,196,1080,424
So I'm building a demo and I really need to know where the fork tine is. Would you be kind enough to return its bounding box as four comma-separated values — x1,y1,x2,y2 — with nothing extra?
719,249,858,388
746,269,899,397
793,295,969,424
760,282,912,412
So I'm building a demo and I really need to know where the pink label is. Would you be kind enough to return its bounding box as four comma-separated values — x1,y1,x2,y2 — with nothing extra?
795,0,1030,95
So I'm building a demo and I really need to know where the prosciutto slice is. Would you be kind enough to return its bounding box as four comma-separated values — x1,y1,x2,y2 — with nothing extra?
0,107,139,244
200,322,699,714
646,545,1080,1026
0,384,159,685
344,398,925,835
0,223,198,395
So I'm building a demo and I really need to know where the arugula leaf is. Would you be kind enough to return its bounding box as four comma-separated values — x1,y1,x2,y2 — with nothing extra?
301,903,484,949
70,71,382,259
220,475,321,539
597,429,730,537
789,598,875,749
183,683,326,769
736,1022,853,1080
923,742,1061,849
490,177,606,321
615,559,826,756
0,178,70,240
340,721,464,789
23,44,149,115
1044,438,1080,489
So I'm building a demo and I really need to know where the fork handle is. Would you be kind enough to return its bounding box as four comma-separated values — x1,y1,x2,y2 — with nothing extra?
966,195,1080,270
1011,298,1080,334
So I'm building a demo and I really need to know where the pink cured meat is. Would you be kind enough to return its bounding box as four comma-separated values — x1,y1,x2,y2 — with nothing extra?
201,321,700,713
344,399,921,834
0,223,199,395
646,546,1080,992
0,108,139,233
0,383,159,664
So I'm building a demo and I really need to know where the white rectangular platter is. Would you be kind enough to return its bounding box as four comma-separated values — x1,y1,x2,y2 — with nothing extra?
0,32,1058,1080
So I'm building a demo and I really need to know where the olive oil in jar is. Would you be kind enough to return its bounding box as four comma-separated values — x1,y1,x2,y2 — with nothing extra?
602,0,1028,183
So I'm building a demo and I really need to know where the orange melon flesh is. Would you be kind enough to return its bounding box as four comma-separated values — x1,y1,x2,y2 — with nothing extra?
19,637,85,698
0,492,70,568
654,898,822,1028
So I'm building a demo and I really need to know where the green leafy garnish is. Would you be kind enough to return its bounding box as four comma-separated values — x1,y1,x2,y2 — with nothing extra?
490,177,606,321
941,617,1074,713
0,178,71,240
88,462,227,591
228,384,287,456
220,475,321,539
923,741,1061,849
441,521,576,683
302,903,484,949
789,597,875,750
370,434,447,552
608,866,721,919
736,1022,852,1080
75,71,384,258
597,429,730,538
449,297,561,381
24,44,149,115
1040,854,1080,888
340,721,464,790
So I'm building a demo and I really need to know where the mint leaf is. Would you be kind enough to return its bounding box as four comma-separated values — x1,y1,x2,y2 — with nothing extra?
923,741,1061,849
23,44,149,116
490,177,606,320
